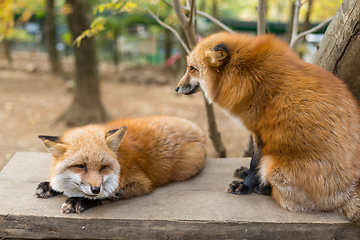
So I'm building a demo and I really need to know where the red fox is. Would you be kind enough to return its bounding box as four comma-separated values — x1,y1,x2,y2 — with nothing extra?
35,116,206,213
176,31,360,222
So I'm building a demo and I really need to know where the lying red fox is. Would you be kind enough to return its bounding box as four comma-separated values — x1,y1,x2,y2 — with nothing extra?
176,31,360,222
35,116,206,213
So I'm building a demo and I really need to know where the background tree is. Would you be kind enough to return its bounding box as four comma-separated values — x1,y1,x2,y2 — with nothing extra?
44,0,63,75
0,0,43,64
313,0,360,105
58,0,106,126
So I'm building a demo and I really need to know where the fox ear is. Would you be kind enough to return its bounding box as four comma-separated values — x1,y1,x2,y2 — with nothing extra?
106,127,127,152
205,43,229,67
38,135,67,157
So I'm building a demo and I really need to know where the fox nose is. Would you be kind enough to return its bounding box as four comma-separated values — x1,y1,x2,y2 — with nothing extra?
91,186,100,194
175,87,179,92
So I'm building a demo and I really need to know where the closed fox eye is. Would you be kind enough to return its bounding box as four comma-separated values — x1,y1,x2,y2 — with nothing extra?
74,164,86,170
100,165,108,171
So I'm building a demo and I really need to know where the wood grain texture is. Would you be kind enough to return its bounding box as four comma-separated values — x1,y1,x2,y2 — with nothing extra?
0,152,357,239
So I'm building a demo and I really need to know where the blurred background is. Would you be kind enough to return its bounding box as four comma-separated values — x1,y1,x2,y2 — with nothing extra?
0,0,342,170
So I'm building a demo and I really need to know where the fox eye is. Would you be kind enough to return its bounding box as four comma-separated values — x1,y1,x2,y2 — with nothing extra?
75,164,86,170
100,165,108,171
189,66,196,71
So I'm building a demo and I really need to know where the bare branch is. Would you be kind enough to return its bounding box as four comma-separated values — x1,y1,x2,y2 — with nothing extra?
172,0,187,26
290,16,333,48
291,0,301,45
188,0,195,25
290,16,334,47
172,0,197,48
162,0,234,33
145,7,190,54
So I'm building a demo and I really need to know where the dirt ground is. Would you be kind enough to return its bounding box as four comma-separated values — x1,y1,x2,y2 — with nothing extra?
0,51,250,171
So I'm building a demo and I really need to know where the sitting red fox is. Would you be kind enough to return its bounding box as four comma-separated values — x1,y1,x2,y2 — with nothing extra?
176,31,360,222
35,116,206,213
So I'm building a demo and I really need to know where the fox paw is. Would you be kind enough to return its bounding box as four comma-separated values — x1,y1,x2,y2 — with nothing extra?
254,184,272,195
227,181,253,195
233,166,249,179
35,181,60,198
61,197,102,214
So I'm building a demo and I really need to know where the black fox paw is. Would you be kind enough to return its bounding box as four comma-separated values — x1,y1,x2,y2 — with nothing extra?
227,181,253,195
35,181,60,198
233,166,250,179
254,184,272,195
61,197,102,214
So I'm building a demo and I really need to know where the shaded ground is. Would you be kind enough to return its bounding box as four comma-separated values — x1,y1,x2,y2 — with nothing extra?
0,51,250,171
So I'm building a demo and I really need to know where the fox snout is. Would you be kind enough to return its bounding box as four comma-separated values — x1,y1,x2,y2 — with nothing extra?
175,68,201,95
80,182,103,197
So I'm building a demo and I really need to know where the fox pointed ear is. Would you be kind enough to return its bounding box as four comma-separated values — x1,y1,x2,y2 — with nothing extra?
38,135,67,157
106,126,127,152
205,43,229,67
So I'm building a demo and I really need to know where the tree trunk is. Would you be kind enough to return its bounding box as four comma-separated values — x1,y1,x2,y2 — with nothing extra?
60,0,106,126
44,0,63,75
113,29,120,66
313,0,360,104
0,39,12,64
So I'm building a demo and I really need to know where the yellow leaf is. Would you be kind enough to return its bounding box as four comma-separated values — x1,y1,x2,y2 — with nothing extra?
123,2,137,12
90,16,106,28
115,3,122,10
99,5,105,13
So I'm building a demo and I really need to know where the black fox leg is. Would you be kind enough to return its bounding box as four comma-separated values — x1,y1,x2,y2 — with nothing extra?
228,134,271,195
61,197,102,214
35,181,61,198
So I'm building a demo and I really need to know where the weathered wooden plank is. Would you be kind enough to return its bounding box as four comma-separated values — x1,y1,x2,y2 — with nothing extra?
0,152,358,239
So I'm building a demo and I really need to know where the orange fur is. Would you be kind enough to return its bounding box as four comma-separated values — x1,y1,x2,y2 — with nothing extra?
41,116,206,201
177,31,360,221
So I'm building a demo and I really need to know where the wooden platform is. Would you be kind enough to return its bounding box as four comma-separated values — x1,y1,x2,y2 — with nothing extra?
0,152,359,239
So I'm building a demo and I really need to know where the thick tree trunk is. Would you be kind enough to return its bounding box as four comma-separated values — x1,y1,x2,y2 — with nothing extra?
60,0,106,126
0,39,12,64
313,0,360,104
44,0,63,75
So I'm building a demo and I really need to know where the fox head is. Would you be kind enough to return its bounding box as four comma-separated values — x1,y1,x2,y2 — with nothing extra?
175,32,277,108
175,33,231,103
38,125,127,200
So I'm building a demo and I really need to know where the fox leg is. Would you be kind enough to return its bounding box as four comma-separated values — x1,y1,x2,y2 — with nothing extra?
113,174,154,200
61,197,102,214
35,181,61,198
228,134,271,195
